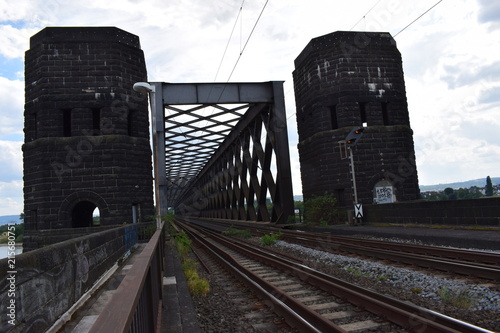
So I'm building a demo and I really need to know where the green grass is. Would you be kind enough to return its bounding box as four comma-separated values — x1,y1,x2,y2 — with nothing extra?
222,225,252,239
172,231,210,296
174,232,192,258
438,286,476,309
410,287,422,294
345,267,371,277
187,276,210,295
260,232,282,246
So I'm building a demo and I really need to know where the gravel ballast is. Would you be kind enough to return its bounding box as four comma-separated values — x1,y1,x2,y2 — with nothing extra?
274,240,500,311
269,239,500,331
191,235,500,332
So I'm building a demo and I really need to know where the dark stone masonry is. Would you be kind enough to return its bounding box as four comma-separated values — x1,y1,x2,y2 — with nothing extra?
23,27,154,251
293,31,420,206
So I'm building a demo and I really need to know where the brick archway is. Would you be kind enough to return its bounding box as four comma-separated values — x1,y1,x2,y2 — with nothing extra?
57,191,109,228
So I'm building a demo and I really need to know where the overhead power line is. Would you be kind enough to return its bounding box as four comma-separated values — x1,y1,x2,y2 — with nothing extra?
225,0,269,83
212,0,246,82
394,0,444,37
349,0,383,31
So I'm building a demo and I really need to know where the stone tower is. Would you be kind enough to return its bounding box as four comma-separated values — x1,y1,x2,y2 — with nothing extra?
23,27,154,250
293,31,419,206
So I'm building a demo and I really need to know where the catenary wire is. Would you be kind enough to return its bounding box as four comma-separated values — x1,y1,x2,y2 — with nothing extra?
394,0,444,37
223,0,269,86
349,0,383,31
212,0,246,83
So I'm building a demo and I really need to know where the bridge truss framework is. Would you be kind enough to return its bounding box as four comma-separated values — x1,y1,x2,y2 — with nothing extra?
145,81,294,224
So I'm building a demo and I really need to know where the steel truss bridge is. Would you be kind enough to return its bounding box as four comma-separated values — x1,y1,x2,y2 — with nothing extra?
136,81,294,224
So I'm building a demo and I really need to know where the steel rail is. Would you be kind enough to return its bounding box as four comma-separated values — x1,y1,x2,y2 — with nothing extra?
177,218,492,333
278,234,500,280
212,232,493,333
179,221,347,332
190,218,500,280
277,229,500,265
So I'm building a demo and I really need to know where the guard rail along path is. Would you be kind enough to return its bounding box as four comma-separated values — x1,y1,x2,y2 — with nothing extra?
89,223,165,333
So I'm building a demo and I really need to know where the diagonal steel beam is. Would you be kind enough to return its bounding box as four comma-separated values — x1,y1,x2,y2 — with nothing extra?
146,81,293,223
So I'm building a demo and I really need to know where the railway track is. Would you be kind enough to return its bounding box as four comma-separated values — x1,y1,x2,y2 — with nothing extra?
175,218,493,333
188,218,500,281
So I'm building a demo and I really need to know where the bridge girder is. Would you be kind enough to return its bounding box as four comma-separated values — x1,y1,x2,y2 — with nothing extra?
146,81,294,224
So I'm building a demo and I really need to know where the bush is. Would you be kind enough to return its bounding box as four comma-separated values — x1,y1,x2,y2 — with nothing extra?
173,233,210,296
438,286,475,309
188,277,210,295
174,232,192,258
303,192,344,225
182,258,199,272
184,268,200,281
261,232,282,246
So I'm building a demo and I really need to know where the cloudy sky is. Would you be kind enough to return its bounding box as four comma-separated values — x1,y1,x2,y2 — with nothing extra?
0,0,499,215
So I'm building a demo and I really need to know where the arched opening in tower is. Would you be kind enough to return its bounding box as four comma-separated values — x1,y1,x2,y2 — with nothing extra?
92,206,101,226
72,201,98,228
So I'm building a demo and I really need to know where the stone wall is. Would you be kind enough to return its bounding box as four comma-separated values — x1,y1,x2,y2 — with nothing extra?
0,225,138,333
364,197,500,226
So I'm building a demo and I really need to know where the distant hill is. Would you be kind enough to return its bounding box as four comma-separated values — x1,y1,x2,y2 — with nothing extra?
420,177,500,192
294,178,499,199
0,215,21,226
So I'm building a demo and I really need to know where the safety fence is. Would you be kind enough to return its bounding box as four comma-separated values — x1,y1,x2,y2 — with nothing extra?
89,223,165,332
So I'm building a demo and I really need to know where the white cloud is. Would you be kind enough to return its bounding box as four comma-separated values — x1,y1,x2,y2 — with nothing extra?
0,0,36,22
398,0,500,185
0,25,38,59
0,141,23,182
0,180,23,216
0,77,24,138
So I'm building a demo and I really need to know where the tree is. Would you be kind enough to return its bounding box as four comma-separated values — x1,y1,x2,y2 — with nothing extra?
456,187,483,200
303,192,344,225
443,187,456,200
485,176,494,197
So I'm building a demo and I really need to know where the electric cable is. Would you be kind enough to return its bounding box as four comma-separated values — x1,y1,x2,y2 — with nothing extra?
349,0,383,31
394,0,444,37
223,0,269,86
212,0,246,83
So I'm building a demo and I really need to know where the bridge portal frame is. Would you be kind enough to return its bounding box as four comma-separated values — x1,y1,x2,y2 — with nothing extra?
145,81,294,224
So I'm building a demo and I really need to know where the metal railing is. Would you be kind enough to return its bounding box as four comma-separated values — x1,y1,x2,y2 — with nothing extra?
89,223,165,333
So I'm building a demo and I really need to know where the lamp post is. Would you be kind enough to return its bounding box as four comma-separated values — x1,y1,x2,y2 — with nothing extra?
133,82,164,229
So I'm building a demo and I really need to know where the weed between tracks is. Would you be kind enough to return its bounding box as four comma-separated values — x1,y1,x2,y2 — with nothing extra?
261,232,282,246
222,225,252,239
173,230,210,296
438,286,476,309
